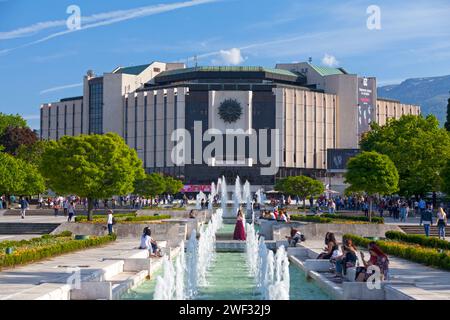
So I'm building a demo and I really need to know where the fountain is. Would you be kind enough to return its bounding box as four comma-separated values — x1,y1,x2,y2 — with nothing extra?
186,230,198,298
195,191,206,210
243,180,252,212
175,240,186,300
220,176,228,214
208,182,216,210
153,256,176,300
233,176,242,216
245,222,290,300
245,223,259,277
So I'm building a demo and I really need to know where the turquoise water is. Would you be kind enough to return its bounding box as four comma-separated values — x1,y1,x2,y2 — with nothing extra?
120,252,331,300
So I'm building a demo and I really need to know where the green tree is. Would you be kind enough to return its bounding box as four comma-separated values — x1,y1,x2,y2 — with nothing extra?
17,162,46,196
345,151,399,221
134,173,166,206
360,115,450,198
164,176,184,195
0,152,26,206
16,140,49,166
40,133,144,220
275,175,324,211
0,113,27,136
445,96,450,132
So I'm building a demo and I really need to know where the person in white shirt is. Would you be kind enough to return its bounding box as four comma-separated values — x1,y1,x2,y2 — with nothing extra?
107,210,114,235
139,227,161,257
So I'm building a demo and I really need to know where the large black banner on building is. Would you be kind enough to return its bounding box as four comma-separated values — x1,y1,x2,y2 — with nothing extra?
357,77,376,136
327,149,360,171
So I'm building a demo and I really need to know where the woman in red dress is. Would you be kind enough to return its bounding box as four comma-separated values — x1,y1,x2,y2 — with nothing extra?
233,209,246,241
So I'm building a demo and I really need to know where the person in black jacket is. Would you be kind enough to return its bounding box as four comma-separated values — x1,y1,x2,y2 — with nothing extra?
420,204,434,237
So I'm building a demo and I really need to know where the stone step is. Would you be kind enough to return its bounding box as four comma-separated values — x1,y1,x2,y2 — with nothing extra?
0,223,61,234
398,225,450,236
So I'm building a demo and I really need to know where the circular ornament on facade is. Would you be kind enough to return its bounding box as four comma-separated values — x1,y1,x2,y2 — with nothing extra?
218,98,243,123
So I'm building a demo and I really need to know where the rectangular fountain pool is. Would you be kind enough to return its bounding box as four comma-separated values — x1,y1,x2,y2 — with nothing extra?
120,252,331,300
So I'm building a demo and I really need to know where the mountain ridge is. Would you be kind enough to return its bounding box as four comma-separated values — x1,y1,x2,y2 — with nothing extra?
377,75,450,124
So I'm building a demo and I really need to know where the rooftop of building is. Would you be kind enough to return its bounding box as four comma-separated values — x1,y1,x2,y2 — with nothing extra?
306,63,348,76
112,63,151,75
147,65,307,88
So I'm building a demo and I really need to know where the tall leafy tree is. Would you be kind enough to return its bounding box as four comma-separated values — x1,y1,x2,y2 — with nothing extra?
0,113,27,136
345,151,399,221
275,175,324,211
40,133,145,220
134,173,166,206
0,126,38,155
16,140,49,166
360,115,450,197
164,176,184,195
17,162,46,196
0,152,26,203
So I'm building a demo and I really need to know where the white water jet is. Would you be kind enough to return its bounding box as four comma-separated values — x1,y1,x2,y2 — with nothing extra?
195,191,206,210
186,229,198,298
175,240,186,300
220,176,228,214
245,223,259,277
197,208,223,286
208,182,216,210
233,176,242,215
243,180,252,211
268,246,290,300
245,222,290,300
153,256,176,300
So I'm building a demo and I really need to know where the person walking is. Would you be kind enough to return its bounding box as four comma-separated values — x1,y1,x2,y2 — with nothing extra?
420,204,434,237
67,201,76,222
63,199,69,216
107,210,114,235
437,207,447,240
19,196,29,219
53,199,60,217
400,203,407,222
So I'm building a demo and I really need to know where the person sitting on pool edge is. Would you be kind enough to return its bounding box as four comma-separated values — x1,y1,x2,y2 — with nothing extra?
139,227,162,257
286,227,305,246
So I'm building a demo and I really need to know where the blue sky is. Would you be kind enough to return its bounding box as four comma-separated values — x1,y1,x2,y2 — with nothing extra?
1,0,450,129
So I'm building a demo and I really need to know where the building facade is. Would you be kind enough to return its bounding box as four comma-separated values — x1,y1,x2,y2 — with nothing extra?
40,61,420,189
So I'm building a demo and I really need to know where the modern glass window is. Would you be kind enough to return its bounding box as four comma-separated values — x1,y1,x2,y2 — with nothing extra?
89,82,103,134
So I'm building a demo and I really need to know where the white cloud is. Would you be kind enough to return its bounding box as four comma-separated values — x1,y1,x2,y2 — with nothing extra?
212,48,244,65
0,0,219,54
321,54,339,67
40,83,83,95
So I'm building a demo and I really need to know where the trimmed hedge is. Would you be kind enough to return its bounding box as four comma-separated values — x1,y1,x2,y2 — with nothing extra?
75,213,171,223
0,233,117,269
343,233,450,271
75,213,136,222
0,231,73,251
124,214,171,222
290,215,333,224
385,231,450,251
322,213,384,224
290,214,382,224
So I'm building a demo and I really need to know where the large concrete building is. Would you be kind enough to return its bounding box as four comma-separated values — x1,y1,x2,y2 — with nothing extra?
40,61,420,190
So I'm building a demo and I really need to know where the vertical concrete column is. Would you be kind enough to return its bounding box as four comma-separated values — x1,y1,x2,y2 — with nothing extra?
136,92,145,163
285,88,295,168
295,90,305,168
275,88,285,169
166,88,175,168
147,91,155,169
305,91,314,168
155,90,165,168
